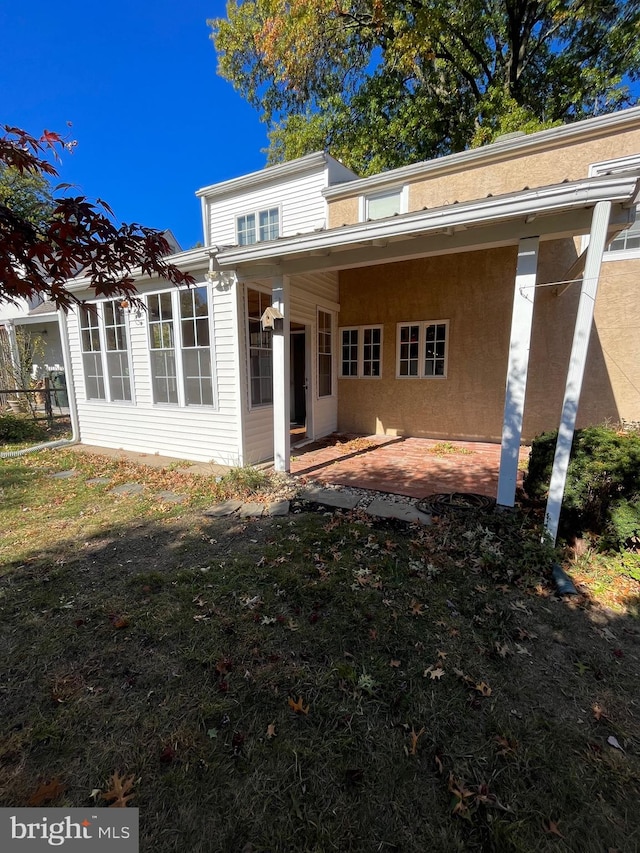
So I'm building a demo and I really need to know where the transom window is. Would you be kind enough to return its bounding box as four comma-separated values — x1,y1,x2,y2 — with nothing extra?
147,286,216,407
237,207,280,246
247,288,273,406
397,321,449,378
340,326,383,378
79,301,132,402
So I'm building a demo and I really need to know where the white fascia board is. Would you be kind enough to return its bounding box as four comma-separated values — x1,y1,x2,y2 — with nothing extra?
217,172,640,268
65,247,211,294
195,152,329,200
323,107,640,200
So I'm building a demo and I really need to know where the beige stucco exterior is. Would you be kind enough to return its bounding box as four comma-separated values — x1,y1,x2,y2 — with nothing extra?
336,237,639,442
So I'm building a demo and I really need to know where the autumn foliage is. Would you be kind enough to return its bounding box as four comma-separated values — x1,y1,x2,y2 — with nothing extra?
0,125,193,309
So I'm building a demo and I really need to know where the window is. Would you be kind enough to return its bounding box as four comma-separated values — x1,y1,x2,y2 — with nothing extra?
247,288,273,406
589,156,640,258
147,287,215,406
318,310,333,397
363,187,406,221
79,306,105,400
79,301,133,402
103,301,131,401
340,326,383,378
237,207,280,245
607,208,640,252
397,321,449,378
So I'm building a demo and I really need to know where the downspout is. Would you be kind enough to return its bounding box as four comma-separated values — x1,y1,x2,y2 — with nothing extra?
1,310,79,458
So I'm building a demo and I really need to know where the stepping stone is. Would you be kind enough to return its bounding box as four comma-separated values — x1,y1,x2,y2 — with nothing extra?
203,499,243,517
156,491,186,504
300,487,361,510
86,477,111,486
51,469,78,479
238,502,265,518
365,498,431,525
110,482,144,496
266,500,290,517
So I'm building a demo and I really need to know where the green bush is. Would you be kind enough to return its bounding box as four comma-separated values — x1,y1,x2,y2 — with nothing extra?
0,413,47,444
524,425,640,545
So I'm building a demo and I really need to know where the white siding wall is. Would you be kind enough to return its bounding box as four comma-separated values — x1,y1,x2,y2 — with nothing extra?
207,168,329,247
66,275,242,465
241,272,339,464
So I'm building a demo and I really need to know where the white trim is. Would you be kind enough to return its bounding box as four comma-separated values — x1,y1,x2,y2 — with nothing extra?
78,301,135,405
219,172,640,269
324,107,640,201
317,307,335,399
584,155,640,259
360,186,408,222
245,284,274,411
236,204,282,246
272,276,291,472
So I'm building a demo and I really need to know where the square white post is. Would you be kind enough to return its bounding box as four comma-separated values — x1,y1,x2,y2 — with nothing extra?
544,201,612,543
497,237,539,507
272,275,291,472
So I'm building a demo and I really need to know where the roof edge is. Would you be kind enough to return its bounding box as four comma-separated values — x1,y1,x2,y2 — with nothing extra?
323,106,640,200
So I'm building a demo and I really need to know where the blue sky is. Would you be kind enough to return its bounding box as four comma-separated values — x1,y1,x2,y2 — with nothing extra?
1,0,270,250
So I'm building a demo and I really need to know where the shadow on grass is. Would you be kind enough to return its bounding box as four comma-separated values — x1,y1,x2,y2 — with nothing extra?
1,502,639,853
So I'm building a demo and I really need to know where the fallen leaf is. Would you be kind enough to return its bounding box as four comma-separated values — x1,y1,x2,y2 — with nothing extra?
27,778,66,806
475,681,492,697
266,723,277,739
437,649,447,660
101,772,135,808
434,754,444,774
592,704,610,722
410,600,425,616
288,695,310,715
495,642,509,658
543,819,564,838
424,666,445,680
408,726,425,756
109,615,129,630
389,659,401,668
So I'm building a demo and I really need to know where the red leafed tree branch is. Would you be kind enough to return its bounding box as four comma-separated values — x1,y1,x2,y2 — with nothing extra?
0,125,194,310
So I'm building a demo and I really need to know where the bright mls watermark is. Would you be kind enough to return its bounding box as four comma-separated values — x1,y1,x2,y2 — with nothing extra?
1,809,138,851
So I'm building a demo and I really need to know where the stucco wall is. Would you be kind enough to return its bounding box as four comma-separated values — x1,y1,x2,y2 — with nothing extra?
337,241,637,442
327,126,640,226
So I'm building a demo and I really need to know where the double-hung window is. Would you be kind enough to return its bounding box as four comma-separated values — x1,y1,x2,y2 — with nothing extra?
79,301,132,401
237,207,280,246
397,321,449,378
147,286,215,407
340,326,383,377
589,156,640,259
247,288,273,406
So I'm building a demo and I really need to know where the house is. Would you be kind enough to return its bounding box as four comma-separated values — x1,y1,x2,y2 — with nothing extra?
60,109,640,537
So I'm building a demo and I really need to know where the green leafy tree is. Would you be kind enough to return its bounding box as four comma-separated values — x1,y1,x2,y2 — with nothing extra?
211,0,640,174
0,126,193,309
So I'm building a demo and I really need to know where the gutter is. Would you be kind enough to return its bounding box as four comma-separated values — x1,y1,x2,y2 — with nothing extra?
218,171,640,268
1,312,79,459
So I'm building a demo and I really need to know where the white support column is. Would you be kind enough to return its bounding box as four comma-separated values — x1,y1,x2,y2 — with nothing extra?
544,200,612,543
272,275,291,472
497,237,539,507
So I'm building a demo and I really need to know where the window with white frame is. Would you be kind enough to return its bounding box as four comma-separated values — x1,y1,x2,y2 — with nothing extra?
237,207,280,246
397,321,449,378
79,301,133,402
589,156,640,258
147,286,215,406
363,187,405,221
318,309,333,397
79,305,106,400
340,325,383,377
247,288,273,406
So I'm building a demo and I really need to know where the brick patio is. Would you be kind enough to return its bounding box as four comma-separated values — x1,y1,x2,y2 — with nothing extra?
290,435,530,499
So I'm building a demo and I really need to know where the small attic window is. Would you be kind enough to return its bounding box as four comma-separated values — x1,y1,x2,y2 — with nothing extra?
363,187,406,221
237,207,280,246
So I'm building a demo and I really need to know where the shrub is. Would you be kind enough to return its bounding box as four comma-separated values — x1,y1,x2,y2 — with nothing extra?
0,413,48,444
524,425,640,545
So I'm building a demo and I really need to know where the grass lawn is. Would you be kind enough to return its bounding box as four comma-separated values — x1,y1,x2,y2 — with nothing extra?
1,448,639,852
